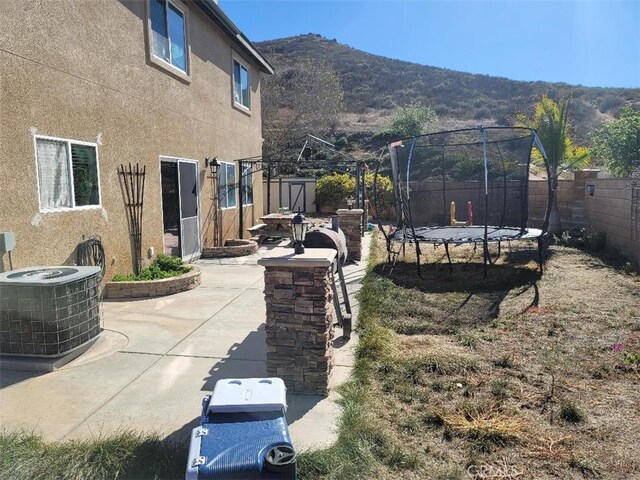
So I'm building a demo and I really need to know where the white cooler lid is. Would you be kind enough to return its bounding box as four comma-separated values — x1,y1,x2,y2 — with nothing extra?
208,378,288,414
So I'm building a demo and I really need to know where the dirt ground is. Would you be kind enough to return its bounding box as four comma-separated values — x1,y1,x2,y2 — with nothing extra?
365,234,639,479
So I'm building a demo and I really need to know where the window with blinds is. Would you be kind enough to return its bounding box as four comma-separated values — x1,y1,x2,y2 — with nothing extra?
35,137,100,211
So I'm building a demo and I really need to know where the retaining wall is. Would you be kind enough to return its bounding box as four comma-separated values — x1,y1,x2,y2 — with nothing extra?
103,266,201,298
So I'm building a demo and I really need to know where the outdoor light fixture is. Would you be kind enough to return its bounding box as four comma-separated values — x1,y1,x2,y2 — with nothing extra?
290,211,309,255
205,157,220,175
346,196,355,210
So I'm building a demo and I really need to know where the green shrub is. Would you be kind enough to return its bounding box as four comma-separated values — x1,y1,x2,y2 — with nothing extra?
364,172,394,213
315,172,394,214
112,254,191,282
315,173,355,210
154,253,188,272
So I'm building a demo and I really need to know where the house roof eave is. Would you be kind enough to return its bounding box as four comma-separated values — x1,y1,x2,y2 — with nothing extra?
192,0,275,75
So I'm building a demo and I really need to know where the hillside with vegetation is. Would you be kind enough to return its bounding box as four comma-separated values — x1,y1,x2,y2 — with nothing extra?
257,34,639,154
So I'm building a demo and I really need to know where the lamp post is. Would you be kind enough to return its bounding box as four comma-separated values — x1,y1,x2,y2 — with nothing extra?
346,196,355,210
290,211,309,255
205,157,220,175
205,157,221,246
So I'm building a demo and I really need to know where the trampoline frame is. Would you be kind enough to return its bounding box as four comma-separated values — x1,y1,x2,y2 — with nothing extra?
374,126,551,277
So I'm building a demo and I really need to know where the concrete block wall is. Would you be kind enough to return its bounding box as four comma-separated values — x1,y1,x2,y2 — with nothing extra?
528,180,574,228
584,179,640,265
529,176,639,264
405,173,639,265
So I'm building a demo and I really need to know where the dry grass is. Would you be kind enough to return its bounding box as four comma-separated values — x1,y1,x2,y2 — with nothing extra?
356,232,640,479
442,406,527,446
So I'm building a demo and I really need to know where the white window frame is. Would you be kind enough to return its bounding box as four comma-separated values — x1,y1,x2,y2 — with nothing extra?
232,57,251,112
218,162,237,210
33,135,102,213
146,0,191,81
241,163,254,206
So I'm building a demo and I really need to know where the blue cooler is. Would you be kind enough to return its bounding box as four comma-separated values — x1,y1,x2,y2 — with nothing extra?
186,378,296,480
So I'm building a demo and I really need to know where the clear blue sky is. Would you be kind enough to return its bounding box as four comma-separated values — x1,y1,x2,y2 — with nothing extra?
219,0,640,89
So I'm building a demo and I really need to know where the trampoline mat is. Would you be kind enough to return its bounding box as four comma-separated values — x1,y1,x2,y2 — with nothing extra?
391,226,543,244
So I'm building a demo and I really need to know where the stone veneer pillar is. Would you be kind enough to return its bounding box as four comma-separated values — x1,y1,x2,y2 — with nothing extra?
257,248,336,395
336,209,364,261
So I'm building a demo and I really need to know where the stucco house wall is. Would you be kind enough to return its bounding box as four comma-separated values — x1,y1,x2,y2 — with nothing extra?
0,0,269,279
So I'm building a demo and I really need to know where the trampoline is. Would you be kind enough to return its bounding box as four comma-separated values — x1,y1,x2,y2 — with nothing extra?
373,126,551,277
392,226,543,244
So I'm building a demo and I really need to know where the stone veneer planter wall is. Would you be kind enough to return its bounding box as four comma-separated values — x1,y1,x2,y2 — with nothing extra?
201,239,258,259
103,266,201,298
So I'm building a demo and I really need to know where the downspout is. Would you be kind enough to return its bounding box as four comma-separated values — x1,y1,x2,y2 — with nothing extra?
238,161,244,239
266,164,272,214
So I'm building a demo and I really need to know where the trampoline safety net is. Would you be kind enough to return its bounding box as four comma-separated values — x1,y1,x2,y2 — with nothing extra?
376,126,549,276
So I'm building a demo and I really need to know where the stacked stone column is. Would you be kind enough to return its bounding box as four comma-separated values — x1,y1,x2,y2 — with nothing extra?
258,249,336,395
337,209,364,261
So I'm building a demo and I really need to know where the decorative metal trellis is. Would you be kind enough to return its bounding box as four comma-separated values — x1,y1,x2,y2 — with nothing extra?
118,163,146,275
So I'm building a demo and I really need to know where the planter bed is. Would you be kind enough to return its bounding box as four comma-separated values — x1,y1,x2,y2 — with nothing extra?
201,239,258,258
104,266,201,298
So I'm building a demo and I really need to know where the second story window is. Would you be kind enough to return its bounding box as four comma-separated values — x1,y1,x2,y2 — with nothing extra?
150,0,187,73
233,59,250,110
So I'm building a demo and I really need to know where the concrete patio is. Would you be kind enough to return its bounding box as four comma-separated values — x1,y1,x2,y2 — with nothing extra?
0,236,369,452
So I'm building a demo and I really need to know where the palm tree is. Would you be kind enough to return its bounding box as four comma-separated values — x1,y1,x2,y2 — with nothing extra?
518,95,589,235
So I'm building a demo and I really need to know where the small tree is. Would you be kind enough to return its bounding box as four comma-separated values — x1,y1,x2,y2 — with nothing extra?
591,106,640,177
517,95,589,234
383,102,437,139
262,59,344,165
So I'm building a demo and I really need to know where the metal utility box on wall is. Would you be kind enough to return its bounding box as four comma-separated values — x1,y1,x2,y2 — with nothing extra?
0,232,16,252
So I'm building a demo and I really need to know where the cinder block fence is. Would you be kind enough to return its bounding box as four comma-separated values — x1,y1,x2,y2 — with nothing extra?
527,171,639,265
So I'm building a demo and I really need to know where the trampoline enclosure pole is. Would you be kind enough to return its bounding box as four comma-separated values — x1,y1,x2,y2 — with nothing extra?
481,126,489,278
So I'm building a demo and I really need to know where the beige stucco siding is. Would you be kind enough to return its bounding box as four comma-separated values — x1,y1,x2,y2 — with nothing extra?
0,0,265,279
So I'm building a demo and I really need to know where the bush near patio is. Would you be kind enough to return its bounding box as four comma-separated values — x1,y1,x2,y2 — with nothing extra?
315,172,394,215
112,254,191,281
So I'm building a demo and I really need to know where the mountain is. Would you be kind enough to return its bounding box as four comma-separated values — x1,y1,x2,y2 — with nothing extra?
257,34,640,150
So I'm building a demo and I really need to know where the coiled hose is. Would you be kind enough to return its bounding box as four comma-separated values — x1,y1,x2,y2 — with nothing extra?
77,236,106,280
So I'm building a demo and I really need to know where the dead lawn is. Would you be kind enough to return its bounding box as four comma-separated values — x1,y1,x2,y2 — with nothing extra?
365,234,639,479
